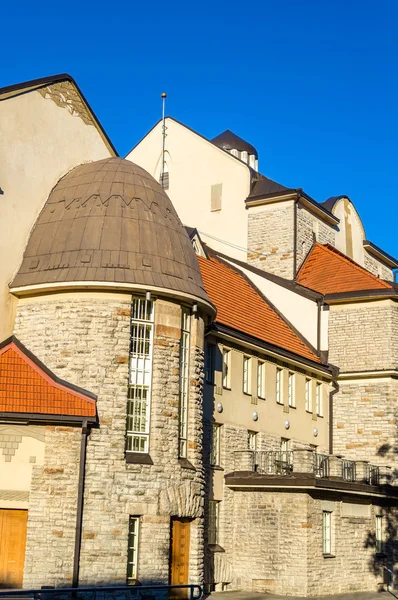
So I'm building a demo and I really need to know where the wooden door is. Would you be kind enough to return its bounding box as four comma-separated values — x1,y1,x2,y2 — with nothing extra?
170,519,190,597
0,510,28,588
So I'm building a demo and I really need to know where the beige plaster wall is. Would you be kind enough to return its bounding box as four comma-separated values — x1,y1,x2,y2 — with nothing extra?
127,118,251,259
0,85,112,341
333,198,365,265
0,425,45,502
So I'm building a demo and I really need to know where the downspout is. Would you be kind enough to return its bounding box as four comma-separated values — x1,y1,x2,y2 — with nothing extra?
329,375,339,455
73,420,89,588
316,299,323,354
293,196,298,279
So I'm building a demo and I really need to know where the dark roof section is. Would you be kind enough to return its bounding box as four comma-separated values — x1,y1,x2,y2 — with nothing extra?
321,195,351,213
0,73,118,156
211,129,258,158
248,177,294,199
363,240,398,269
11,157,212,308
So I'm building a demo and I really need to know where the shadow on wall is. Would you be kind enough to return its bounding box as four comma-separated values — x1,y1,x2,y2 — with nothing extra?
364,442,398,590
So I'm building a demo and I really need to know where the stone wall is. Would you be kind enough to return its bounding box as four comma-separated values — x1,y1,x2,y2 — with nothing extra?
296,205,336,271
14,293,205,587
23,426,81,588
328,300,398,373
333,378,398,467
247,201,295,279
220,489,393,596
364,252,394,282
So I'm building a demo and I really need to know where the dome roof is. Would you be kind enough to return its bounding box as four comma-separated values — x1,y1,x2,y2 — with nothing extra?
12,158,212,307
212,129,258,158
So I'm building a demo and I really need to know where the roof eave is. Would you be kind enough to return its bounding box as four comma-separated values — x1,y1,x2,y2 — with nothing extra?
212,322,333,376
324,288,398,304
363,240,398,269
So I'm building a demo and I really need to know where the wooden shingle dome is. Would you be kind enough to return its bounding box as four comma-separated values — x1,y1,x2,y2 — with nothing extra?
12,158,212,308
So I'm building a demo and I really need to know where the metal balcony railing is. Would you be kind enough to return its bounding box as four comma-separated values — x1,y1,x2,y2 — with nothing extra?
255,450,293,475
342,460,356,482
314,453,330,478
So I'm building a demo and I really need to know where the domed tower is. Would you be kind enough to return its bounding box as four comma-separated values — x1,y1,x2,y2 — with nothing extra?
10,158,215,587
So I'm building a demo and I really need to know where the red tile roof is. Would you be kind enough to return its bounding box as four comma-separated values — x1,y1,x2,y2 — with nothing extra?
198,255,321,364
296,243,393,295
0,339,96,418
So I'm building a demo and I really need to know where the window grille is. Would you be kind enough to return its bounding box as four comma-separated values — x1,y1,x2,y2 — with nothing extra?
127,298,154,453
257,361,265,399
179,308,191,458
127,516,140,583
208,500,219,545
322,511,332,554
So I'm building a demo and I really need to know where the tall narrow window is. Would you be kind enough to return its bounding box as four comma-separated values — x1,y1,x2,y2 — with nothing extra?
248,430,258,451
210,423,221,466
222,349,231,389
208,500,219,545
376,515,383,554
305,378,312,412
243,356,252,395
257,361,265,399
127,297,154,453
276,368,283,404
127,516,140,583
322,511,332,555
288,372,295,407
316,382,323,416
205,344,215,385
179,308,191,458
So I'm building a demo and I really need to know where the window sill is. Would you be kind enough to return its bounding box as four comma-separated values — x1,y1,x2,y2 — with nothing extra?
276,402,284,406
126,452,153,465
243,392,252,397
210,465,224,471
258,396,266,401
289,405,296,410
178,457,196,471
222,387,231,391
317,414,324,418
323,554,335,559
306,410,313,414
208,544,225,553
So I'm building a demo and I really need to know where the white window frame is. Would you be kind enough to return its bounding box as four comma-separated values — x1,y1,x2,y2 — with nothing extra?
248,430,258,451
257,360,265,399
210,423,221,467
127,297,154,453
305,378,312,412
276,367,283,404
222,348,231,389
179,308,191,458
316,382,323,417
376,515,383,554
127,516,140,583
322,511,332,555
288,372,295,408
243,355,252,395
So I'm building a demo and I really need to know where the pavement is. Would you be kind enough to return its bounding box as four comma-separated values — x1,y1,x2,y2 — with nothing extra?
209,590,398,600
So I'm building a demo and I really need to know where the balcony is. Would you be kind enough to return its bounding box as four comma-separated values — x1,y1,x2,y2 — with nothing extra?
232,449,389,486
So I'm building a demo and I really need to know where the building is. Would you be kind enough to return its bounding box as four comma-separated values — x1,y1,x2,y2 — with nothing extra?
0,74,398,596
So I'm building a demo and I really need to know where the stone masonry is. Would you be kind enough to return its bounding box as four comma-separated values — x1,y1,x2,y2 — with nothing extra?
247,201,295,279
296,205,336,271
14,293,206,588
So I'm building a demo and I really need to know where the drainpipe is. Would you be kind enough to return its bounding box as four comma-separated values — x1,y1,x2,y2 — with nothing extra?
73,420,89,588
329,375,339,455
316,299,323,355
293,196,298,279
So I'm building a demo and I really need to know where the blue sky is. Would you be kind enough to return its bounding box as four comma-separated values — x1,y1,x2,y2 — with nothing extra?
2,0,397,257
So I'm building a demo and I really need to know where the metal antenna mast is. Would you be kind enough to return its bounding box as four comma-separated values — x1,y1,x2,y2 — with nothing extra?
161,92,167,188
